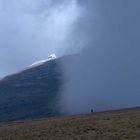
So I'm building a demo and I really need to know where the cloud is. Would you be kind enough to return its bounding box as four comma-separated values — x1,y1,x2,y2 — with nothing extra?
60,0,140,114
0,0,82,76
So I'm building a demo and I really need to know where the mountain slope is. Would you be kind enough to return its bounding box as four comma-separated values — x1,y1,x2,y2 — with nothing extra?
0,58,63,122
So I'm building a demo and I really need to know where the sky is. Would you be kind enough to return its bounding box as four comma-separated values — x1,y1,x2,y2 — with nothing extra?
0,0,83,76
0,0,140,113
60,0,140,114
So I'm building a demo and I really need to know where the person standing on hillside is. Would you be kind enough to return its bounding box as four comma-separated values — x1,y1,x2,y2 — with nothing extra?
91,109,93,113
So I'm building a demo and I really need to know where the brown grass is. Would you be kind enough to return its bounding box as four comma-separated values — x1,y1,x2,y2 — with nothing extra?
0,107,140,140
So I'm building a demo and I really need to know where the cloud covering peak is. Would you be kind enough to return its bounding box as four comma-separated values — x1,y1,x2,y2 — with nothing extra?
0,0,82,76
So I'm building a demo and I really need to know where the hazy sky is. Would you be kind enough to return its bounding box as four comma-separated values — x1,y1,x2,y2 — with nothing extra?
60,0,140,114
0,0,83,76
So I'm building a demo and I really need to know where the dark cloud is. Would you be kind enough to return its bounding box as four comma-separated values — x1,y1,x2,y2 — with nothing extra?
60,0,140,114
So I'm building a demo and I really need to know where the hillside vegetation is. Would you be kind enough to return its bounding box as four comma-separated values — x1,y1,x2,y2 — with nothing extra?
0,59,62,122
0,107,139,140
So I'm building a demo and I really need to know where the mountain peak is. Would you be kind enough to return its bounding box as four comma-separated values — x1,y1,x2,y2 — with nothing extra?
28,54,57,69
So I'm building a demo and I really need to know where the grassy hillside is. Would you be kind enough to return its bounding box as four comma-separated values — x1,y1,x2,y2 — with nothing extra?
0,107,139,140
0,59,62,122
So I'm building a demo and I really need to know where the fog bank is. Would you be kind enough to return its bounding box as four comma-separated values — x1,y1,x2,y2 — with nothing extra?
60,0,140,114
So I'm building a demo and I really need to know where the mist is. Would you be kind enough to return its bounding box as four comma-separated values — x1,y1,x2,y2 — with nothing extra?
60,0,140,114
0,0,140,114
0,0,82,76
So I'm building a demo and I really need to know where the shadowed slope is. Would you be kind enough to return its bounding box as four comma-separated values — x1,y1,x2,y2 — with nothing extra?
0,59,62,122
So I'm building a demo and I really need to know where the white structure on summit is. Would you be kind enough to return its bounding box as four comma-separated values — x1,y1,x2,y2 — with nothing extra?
48,54,56,60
